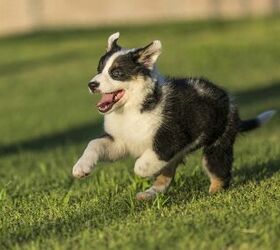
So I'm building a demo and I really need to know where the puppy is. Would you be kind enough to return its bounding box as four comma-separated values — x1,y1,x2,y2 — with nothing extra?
72,32,276,200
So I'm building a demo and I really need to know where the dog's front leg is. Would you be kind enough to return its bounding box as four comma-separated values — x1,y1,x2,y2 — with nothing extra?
134,149,167,178
72,135,125,178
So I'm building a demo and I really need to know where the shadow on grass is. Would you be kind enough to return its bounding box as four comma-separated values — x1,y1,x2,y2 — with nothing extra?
169,153,280,200
0,120,103,158
234,80,280,108
233,158,280,186
163,157,280,207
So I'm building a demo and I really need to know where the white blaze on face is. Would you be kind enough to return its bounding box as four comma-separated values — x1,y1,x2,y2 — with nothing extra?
90,50,131,94
89,49,138,114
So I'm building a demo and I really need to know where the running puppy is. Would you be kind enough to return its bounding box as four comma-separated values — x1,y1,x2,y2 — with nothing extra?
72,33,276,200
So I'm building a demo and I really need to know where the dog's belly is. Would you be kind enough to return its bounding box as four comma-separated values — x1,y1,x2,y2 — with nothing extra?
105,110,162,157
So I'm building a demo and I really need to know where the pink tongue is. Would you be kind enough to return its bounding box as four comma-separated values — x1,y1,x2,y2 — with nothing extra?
97,93,114,107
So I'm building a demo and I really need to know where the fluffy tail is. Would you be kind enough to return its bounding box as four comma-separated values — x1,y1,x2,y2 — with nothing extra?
239,110,276,133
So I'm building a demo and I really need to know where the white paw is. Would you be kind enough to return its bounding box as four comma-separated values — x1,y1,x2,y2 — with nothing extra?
136,188,157,201
134,159,154,177
72,159,94,178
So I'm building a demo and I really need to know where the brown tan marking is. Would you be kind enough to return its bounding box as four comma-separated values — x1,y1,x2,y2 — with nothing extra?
202,156,226,194
136,166,176,201
208,177,224,194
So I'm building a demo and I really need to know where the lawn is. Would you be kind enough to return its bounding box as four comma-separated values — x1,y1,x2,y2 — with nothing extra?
0,16,279,250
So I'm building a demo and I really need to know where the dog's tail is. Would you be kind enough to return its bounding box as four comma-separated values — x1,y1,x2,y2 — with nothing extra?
239,110,276,133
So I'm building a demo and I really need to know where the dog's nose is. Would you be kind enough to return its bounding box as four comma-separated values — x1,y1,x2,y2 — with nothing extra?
88,81,100,92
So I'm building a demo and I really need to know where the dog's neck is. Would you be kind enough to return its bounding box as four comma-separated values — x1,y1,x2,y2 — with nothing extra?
134,66,164,113
151,66,165,86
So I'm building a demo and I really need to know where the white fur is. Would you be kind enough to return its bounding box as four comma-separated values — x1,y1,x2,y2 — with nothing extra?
107,32,120,51
89,49,135,102
90,50,128,94
104,85,165,158
73,92,165,178
73,35,167,179
257,110,277,125
74,73,167,178
134,149,167,177
72,137,126,178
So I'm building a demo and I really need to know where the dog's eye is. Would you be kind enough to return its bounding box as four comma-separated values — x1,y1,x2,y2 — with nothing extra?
111,69,124,79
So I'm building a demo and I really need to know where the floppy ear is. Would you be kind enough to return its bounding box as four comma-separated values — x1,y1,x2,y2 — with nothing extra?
107,32,121,52
134,40,162,69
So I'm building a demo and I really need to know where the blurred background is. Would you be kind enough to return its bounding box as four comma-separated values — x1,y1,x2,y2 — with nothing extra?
1,0,280,36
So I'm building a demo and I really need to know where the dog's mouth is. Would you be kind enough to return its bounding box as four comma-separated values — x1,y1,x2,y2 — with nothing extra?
96,89,125,113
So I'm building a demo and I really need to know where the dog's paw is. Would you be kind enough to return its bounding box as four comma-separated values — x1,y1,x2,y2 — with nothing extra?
136,188,157,201
72,159,94,178
134,159,154,177
134,149,166,177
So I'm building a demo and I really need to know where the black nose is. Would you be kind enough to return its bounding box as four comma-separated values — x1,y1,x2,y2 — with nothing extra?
88,81,100,92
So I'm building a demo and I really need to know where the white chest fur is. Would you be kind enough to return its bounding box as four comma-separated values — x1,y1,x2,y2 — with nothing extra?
104,108,162,157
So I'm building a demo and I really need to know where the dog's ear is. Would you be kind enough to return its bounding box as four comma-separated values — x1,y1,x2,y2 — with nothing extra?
134,40,162,69
107,32,121,52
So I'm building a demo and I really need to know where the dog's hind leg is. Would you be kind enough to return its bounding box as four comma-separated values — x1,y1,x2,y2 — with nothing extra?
136,166,176,201
202,107,239,194
202,144,233,194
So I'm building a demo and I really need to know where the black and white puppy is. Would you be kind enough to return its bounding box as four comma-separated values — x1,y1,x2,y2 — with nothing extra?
72,32,276,200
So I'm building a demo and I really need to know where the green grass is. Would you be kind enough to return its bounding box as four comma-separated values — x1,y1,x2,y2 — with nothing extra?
0,16,280,250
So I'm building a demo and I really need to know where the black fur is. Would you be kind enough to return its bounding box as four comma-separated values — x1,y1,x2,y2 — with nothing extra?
109,52,151,81
149,77,240,184
97,46,122,73
239,118,260,132
152,78,233,160
140,81,162,112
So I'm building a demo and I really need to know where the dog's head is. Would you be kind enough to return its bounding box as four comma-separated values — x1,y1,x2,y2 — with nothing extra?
88,32,162,114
